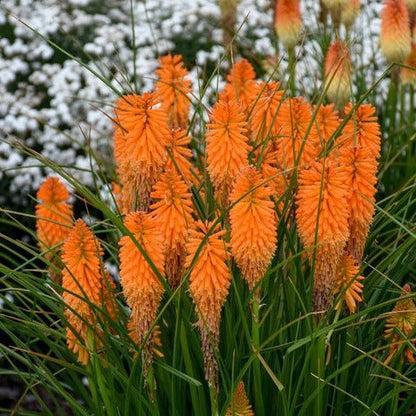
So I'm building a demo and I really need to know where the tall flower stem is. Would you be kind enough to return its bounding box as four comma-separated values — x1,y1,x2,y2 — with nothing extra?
251,289,264,416
288,46,296,95
306,332,326,416
209,382,219,416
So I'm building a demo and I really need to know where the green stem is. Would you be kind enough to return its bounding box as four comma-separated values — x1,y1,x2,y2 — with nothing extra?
252,289,265,416
209,384,219,416
88,332,115,416
288,47,296,96
306,331,326,416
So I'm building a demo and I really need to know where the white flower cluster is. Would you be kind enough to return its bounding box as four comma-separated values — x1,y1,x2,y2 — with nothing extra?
0,0,383,208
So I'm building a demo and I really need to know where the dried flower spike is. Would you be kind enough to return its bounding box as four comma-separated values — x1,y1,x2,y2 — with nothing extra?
62,219,107,365
226,381,255,416
155,54,192,129
206,97,251,206
274,0,302,50
384,284,416,365
296,159,350,313
334,252,364,313
230,166,277,291
150,169,194,288
380,0,411,63
114,92,170,212
119,212,165,370
324,40,352,106
186,220,231,389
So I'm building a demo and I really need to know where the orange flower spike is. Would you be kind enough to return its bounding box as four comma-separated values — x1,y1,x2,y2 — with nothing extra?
276,97,320,174
223,59,259,112
114,92,170,212
101,272,119,325
338,103,381,159
230,166,277,291
150,169,194,288
186,220,231,386
274,0,302,50
62,219,105,365
206,97,251,205
249,81,284,145
341,0,361,27
334,252,364,313
380,0,411,63
119,212,165,360
155,54,192,129
164,128,195,184
338,146,378,262
36,177,73,253
324,40,352,106
384,284,416,365
255,143,286,201
296,159,350,312
401,42,416,86
314,104,341,150
226,381,255,416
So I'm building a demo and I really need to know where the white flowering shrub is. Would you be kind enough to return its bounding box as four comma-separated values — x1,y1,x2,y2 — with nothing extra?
0,0,383,210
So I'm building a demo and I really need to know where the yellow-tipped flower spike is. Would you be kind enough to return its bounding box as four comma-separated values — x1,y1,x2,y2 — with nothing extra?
154,54,192,129
322,0,348,27
249,81,284,146
380,0,411,63
322,0,348,13
324,40,353,106
274,0,302,50
334,252,364,313
119,212,165,368
405,0,416,11
225,381,255,416
62,219,107,365
206,97,251,206
384,284,416,365
230,166,277,291
341,0,361,28
186,220,231,388
114,92,170,212
401,42,416,86
296,159,350,313
150,169,194,288
276,97,320,174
